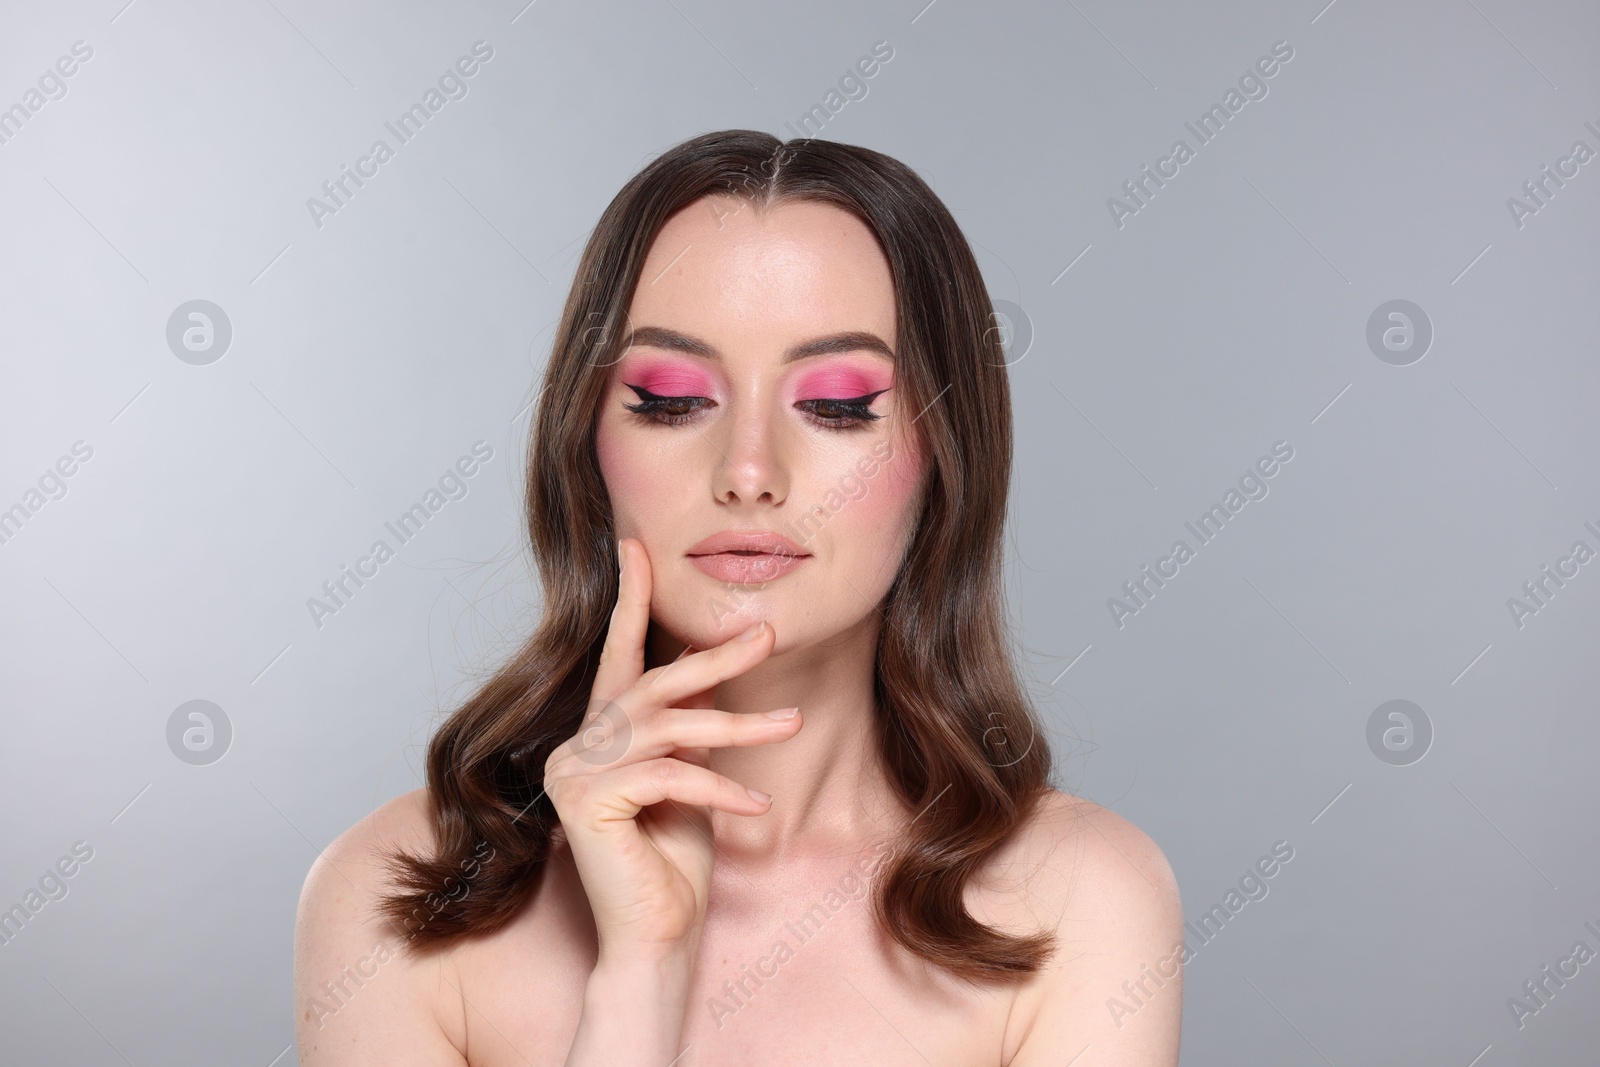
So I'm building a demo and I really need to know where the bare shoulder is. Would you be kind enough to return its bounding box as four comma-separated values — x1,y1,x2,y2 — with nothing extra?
987,789,1185,1067
294,787,469,1066
1004,789,1180,909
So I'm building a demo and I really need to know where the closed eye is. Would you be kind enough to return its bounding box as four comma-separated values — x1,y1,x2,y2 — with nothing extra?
622,384,709,426
796,390,888,429
622,385,888,431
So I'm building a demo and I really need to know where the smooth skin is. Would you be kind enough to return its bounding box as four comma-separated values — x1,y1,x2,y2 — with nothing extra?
554,541,801,1062
551,542,798,965
294,196,1183,1066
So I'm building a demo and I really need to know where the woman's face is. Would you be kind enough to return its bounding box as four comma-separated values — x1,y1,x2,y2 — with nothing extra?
595,196,926,656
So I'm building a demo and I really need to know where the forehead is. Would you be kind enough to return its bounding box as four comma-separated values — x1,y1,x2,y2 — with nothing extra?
627,197,897,347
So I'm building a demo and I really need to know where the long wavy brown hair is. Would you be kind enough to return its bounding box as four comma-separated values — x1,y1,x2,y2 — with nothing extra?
377,128,1058,984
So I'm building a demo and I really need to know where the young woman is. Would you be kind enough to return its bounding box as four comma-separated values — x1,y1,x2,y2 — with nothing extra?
294,129,1183,1066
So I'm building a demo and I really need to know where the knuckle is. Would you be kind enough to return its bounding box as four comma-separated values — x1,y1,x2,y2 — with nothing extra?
593,698,640,735
641,668,684,698
570,717,630,767
542,769,565,808
546,771,586,810
647,758,679,791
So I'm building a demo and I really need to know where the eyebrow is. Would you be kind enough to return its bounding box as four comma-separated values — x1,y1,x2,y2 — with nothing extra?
620,325,895,364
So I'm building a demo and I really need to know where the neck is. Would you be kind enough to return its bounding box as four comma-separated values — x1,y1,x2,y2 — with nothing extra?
644,611,909,869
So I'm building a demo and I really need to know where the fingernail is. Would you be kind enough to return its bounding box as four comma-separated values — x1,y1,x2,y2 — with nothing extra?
765,707,798,720
747,787,772,804
617,540,625,575
737,622,766,642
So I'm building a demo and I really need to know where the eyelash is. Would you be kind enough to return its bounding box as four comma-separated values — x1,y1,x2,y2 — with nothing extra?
623,385,888,430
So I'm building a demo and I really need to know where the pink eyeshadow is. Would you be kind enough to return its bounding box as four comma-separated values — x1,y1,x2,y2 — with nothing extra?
791,363,894,399
621,356,717,396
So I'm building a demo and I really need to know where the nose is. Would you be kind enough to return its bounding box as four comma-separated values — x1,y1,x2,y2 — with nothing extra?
710,395,789,506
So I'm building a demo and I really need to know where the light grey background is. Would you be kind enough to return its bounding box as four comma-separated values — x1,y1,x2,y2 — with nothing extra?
2,0,1597,1063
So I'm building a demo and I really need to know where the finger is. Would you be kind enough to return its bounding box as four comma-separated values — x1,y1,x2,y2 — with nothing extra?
666,643,720,712
592,537,650,705
625,706,806,768
576,757,772,830
634,620,776,712
547,700,799,778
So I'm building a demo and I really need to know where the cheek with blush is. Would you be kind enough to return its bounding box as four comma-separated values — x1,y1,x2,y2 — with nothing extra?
823,427,925,558
853,440,923,533
594,412,661,535
595,358,712,502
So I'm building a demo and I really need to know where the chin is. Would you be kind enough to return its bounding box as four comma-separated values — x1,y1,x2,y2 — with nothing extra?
650,560,818,652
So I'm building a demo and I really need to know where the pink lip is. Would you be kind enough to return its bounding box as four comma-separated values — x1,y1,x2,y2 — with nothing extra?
686,530,811,585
